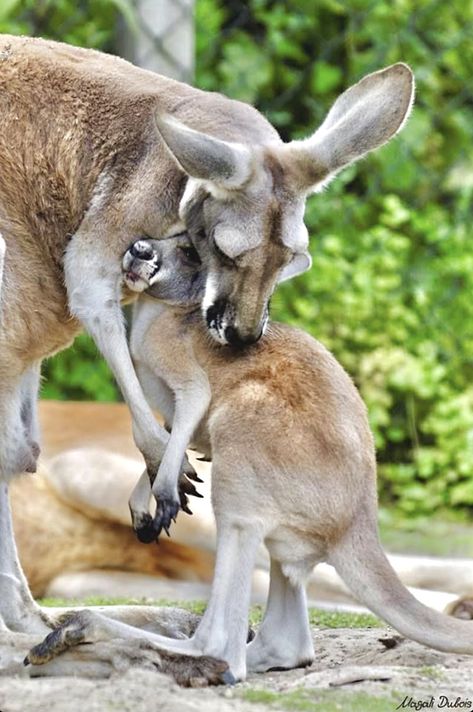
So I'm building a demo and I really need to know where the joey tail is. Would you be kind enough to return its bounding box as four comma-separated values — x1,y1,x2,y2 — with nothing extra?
329,517,473,654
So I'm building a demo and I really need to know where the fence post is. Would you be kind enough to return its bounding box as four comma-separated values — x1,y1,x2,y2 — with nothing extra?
117,0,194,82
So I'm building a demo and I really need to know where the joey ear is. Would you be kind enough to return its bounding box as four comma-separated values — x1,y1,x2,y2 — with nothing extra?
281,63,415,193
278,252,312,283
155,113,253,189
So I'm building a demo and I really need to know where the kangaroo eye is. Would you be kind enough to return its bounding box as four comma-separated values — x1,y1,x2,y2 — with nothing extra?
213,241,235,266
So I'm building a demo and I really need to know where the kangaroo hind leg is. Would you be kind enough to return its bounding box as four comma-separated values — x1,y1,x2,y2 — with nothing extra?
247,556,314,672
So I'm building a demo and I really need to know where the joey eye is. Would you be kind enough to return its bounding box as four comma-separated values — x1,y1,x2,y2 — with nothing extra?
179,244,201,265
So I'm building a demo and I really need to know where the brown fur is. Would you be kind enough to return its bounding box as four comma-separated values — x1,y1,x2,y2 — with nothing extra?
117,236,473,680
0,34,278,370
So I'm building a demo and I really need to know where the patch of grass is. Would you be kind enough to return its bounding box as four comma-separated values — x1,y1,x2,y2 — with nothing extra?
39,598,383,629
307,609,384,629
39,597,207,614
242,687,397,711
419,665,445,681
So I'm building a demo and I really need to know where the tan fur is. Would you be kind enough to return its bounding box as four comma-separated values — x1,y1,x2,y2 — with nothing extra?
0,39,414,681
0,35,413,483
137,306,376,545
0,34,277,369
113,238,473,680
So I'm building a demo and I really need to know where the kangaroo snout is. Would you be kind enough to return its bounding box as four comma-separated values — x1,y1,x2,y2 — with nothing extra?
205,299,266,346
224,325,263,348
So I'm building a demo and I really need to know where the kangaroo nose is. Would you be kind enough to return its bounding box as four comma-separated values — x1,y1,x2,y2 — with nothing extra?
224,325,263,348
130,240,154,260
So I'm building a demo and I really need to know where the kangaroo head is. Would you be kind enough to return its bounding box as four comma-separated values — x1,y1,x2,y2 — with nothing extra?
156,63,414,346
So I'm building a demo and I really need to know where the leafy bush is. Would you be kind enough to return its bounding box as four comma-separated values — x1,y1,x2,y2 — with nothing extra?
196,0,473,516
2,0,473,515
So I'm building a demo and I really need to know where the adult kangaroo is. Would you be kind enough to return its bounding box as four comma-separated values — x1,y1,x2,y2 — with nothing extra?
0,34,413,682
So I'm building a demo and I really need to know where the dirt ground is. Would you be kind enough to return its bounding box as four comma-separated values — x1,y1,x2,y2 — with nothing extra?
1,625,472,712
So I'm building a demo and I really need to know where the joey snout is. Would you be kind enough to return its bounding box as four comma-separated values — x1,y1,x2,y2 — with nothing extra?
123,240,161,292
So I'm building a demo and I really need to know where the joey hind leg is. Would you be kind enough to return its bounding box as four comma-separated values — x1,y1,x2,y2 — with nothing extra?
189,515,263,681
247,557,314,673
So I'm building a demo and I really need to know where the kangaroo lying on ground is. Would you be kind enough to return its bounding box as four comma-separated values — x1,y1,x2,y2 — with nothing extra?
25,236,473,683
0,35,413,669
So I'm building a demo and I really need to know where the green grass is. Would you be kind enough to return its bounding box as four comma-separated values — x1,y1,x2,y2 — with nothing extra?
307,608,383,629
39,597,207,615
241,688,399,711
419,665,446,681
39,598,383,629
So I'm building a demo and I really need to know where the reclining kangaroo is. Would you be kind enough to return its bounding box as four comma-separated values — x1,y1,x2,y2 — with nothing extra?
26,236,473,683
0,34,413,682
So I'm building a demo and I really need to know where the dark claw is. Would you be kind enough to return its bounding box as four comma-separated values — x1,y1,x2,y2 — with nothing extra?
186,469,204,482
179,479,204,498
196,455,211,463
23,656,30,666
152,496,180,540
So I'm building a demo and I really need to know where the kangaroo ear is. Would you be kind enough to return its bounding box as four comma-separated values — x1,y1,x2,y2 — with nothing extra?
278,251,312,283
281,63,415,194
155,114,253,189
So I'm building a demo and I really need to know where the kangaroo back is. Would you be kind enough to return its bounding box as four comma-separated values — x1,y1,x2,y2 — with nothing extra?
329,512,473,654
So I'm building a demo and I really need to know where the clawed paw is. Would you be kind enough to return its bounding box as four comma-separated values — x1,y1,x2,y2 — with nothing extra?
159,649,235,687
134,512,159,544
152,495,181,538
148,471,204,542
25,611,92,666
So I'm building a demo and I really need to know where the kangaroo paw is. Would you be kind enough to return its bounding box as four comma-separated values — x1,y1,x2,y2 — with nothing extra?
158,649,235,687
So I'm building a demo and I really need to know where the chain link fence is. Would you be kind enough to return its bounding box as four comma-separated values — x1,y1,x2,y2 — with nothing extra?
117,0,194,82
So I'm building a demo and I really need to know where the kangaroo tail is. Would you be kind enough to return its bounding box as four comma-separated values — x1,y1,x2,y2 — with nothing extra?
329,519,473,654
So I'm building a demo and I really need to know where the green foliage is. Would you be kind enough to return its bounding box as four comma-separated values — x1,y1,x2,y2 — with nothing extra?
42,334,119,402
195,0,473,516
0,0,123,50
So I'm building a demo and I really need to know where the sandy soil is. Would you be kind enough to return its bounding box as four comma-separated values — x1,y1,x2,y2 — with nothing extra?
1,626,472,712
